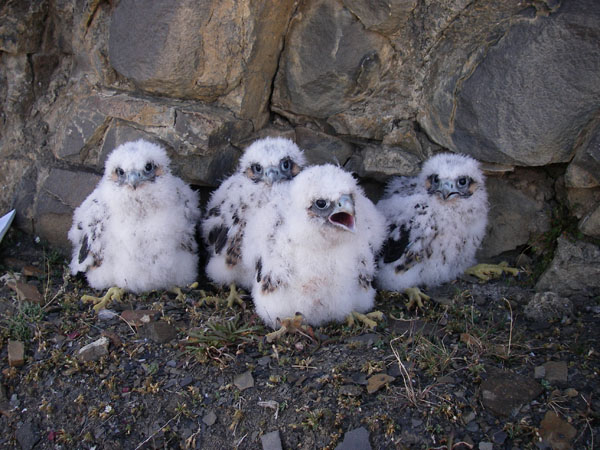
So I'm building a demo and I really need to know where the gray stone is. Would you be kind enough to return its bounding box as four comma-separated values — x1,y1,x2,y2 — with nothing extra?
273,0,393,121
579,204,600,238
202,410,217,426
142,322,178,344
421,0,600,166
0,2,47,54
180,376,193,388
536,236,600,297
260,430,283,450
479,170,552,258
565,118,600,189
342,0,416,35
77,337,110,362
295,127,354,166
564,117,600,238
233,370,254,391
34,169,101,249
335,427,372,450
54,108,109,161
542,361,568,384
15,421,40,450
478,443,493,450
108,0,296,126
359,145,421,181
524,292,573,323
480,370,543,417
534,365,545,379
7,340,25,368
339,385,363,397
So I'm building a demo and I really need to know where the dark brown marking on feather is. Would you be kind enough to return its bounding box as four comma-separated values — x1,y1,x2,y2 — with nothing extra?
382,224,410,264
78,234,90,264
256,259,262,283
208,206,221,217
261,274,280,294
208,225,228,254
358,273,372,289
225,222,245,266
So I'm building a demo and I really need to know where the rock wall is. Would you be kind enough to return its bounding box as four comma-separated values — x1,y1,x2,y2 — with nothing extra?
1,0,599,254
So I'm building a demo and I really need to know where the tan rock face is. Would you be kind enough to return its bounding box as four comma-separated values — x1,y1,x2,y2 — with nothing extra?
107,0,296,127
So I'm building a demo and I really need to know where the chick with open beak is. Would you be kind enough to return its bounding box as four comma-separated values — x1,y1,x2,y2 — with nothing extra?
328,194,355,232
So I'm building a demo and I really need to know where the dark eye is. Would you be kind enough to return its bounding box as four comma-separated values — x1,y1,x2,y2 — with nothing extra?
280,159,291,171
144,162,154,173
251,163,263,174
315,199,329,209
431,174,439,184
115,167,125,177
457,177,468,187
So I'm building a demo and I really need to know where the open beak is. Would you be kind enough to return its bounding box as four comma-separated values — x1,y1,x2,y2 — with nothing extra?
328,194,355,232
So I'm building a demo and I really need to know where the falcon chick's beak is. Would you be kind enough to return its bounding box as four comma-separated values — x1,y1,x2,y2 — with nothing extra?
264,166,284,185
438,179,456,200
328,194,355,232
126,171,143,189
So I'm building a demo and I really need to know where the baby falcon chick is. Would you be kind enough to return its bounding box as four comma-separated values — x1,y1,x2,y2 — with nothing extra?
201,136,306,305
68,139,200,309
245,164,387,330
376,153,492,308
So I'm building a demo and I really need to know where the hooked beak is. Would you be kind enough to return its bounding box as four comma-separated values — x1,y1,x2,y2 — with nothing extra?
264,166,284,186
328,194,355,232
438,179,456,200
127,171,143,189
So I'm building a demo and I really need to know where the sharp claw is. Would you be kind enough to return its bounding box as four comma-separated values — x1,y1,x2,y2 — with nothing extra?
465,262,520,282
82,286,125,313
225,284,245,308
346,310,383,329
265,313,307,343
404,287,430,310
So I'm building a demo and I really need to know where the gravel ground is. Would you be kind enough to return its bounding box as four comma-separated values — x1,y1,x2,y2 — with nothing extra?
0,230,598,449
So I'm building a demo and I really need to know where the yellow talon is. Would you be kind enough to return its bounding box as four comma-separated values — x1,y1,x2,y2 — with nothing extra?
265,313,308,343
404,287,430,310
224,283,245,308
465,262,520,282
197,284,245,309
82,286,125,312
346,310,384,329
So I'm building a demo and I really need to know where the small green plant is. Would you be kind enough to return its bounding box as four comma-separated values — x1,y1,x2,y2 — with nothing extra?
185,314,263,363
6,301,45,342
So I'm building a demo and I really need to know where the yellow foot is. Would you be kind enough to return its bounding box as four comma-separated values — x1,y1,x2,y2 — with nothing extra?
346,310,385,329
82,287,125,312
198,284,245,309
171,282,199,302
265,313,313,343
224,283,245,308
465,262,520,282
404,287,430,310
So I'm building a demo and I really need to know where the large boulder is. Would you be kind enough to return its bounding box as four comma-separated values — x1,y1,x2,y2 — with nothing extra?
536,236,600,298
49,90,253,185
272,0,393,130
420,0,600,166
108,0,296,128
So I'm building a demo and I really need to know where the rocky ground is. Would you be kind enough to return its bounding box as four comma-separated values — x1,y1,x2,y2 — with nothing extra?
0,230,598,450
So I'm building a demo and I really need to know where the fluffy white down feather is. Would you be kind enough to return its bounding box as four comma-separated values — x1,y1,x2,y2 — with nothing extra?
68,139,200,293
245,164,387,328
376,153,488,291
201,136,306,290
